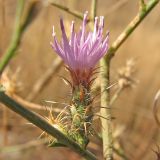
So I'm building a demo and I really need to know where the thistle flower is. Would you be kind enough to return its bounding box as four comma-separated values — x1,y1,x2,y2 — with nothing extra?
51,12,109,88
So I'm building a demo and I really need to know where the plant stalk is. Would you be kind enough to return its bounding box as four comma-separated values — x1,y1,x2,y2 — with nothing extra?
0,91,97,160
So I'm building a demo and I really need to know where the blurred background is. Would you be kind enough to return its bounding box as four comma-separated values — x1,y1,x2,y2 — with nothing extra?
0,0,160,159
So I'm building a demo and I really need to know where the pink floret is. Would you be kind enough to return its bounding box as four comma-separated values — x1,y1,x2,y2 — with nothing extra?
51,11,109,87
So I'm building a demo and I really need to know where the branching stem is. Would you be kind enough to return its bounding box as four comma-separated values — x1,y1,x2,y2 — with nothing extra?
106,0,160,60
100,0,159,160
0,91,97,160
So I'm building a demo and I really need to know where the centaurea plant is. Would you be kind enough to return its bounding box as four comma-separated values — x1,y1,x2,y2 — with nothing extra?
50,12,109,148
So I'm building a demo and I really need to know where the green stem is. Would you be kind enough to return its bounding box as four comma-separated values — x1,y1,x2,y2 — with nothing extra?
100,59,113,160
100,1,159,159
106,0,160,60
0,91,97,160
0,0,25,74
0,0,38,74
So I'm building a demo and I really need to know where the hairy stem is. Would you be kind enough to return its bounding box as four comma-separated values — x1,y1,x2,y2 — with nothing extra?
0,91,97,160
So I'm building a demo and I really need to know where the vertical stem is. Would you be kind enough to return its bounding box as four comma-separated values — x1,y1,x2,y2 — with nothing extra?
99,1,160,159
0,0,25,74
100,58,113,160
91,0,113,159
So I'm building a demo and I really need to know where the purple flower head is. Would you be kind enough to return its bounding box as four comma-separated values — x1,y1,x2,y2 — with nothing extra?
51,12,109,87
